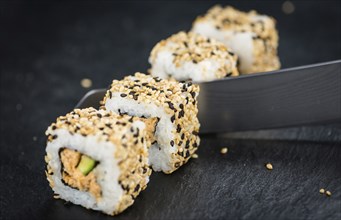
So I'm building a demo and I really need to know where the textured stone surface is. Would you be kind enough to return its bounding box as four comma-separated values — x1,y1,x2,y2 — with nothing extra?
1,1,340,220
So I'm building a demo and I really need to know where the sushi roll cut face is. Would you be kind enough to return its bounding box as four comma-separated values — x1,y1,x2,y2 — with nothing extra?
102,73,200,174
149,31,239,82
191,5,280,74
45,108,157,216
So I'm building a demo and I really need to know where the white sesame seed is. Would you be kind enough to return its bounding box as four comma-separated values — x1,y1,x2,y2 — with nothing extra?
192,153,198,159
326,190,332,197
220,147,228,154
266,163,273,170
81,78,92,88
319,188,325,194
282,1,295,14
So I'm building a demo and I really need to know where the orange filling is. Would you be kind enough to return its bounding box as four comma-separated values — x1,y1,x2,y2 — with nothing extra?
59,148,101,199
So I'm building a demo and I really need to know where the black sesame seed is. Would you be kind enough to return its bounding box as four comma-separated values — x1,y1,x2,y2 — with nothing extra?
52,125,56,130
185,151,190,158
133,128,140,137
129,91,136,95
228,51,235,56
52,135,58,139
178,141,183,146
133,94,138,100
193,142,198,148
171,115,175,123
141,138,144,143
167,102,175,110
176,124,181,133
179,104,184,109
154,77,161,82
109,91,112,98
178,110,185,118
192,130,199,135
142,167,147,174
185,140,190,149
134,184,140,192
193,60,198,64
184,42,188,47
170,140,174,147
142,83,148,86
179,151,184,157
120,93,127,97
181,133,185,140
225,72,232,77
134,140,138,145
187,82,192,86
190,91,196,98
175,162,180,168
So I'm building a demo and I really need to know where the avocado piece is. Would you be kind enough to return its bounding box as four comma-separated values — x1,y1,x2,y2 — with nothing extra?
77,155,96,175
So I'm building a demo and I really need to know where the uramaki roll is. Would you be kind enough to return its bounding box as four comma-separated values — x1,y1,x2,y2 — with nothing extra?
45,108,157,215
149,31,239,82
102,73,200,174
192,5,280,74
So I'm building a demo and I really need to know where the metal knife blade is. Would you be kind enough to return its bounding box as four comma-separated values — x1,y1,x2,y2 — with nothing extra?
76,60,341,133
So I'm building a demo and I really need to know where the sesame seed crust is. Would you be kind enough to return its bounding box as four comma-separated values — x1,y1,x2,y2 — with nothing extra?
45,107,155,215
149,31,239,79
102,73,200,174
193,5,280,74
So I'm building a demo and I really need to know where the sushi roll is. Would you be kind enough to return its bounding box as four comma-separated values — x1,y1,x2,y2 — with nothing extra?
149,31,239,82
191,5,280,74
102,73,200,174
45,108,158,216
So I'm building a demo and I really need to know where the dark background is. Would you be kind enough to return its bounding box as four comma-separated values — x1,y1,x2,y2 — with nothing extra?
1,1,340,220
